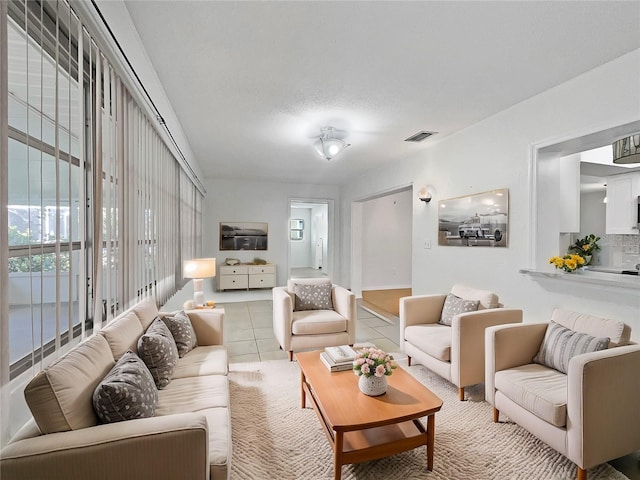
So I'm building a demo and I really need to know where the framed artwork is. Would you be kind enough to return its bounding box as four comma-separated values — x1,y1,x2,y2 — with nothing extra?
220,222,268,251
438,189,508,247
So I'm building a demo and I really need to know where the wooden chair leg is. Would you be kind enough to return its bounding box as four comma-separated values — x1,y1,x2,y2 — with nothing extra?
407,356,412,366
493,407,499,423
288,351,293,361
577,466,587,480
458,387,465,401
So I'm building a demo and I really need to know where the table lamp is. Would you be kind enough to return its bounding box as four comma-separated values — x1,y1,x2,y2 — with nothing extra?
183,258,216,307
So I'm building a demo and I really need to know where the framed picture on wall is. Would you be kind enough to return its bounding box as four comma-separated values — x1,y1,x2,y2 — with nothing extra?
438,189,508,247
220,222,268,250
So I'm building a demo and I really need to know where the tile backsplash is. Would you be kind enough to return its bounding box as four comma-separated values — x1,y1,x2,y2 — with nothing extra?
594,234,640,269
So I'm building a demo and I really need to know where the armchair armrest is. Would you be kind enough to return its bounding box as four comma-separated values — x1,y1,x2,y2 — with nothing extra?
399,294,447,328
1,413,209,480
272,287,293,351
332,285,357,344
185,309,224,346
452,308,523,388
484,322,548,404
567,345,640,469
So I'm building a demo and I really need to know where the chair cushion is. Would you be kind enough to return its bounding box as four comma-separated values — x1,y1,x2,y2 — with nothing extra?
450,284,499,309
551,309,631,347
404,324,451,362
291,310,347,335
294,283,334,311
495,363,568,427
162,310,198,357
438,293,480,326
533,321,609,374
287,277,331,292
93,351,158,423
99,311,144,360
137,318,179,389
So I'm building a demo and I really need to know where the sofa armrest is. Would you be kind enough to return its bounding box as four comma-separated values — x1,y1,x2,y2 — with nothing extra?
272,287,293,351
332,285,357,344
186,309,224,346
567,345,640,469
451,308,523,388
1,413,209,480
399,294,446,329
484,322,548,404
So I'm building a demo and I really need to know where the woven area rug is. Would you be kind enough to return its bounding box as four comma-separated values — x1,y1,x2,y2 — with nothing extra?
228,359,628,480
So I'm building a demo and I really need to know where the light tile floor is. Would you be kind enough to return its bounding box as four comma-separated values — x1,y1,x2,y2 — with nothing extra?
219,299,401,364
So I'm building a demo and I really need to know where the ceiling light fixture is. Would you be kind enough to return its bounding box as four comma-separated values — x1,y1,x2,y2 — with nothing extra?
612,134,640,164
313,127,349,161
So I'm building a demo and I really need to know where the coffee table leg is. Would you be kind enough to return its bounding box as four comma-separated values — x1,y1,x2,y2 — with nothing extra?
334,431,343,480
300,371,306,409
427,414,435,471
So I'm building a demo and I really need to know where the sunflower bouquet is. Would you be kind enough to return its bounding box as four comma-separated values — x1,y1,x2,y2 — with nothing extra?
548,254,586,273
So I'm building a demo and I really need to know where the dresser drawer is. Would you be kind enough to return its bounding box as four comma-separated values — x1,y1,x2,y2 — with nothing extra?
219,265,249,275
219,275,249,290
248,265,276,275
249,273,276,289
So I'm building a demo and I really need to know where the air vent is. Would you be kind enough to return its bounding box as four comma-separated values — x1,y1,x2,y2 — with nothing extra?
404,131,438,142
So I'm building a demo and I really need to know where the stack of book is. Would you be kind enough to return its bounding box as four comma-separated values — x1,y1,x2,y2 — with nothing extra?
320,345,358,372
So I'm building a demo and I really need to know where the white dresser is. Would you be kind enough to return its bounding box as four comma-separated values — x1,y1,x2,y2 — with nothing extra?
219,263,276,291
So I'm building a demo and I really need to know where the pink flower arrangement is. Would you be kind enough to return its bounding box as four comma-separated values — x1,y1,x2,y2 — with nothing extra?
352,347,397,378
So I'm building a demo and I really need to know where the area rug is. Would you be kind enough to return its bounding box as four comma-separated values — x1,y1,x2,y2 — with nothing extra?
228,359,628,480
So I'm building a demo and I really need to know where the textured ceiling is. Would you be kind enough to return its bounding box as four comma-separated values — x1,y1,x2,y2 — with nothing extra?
123,1,640,184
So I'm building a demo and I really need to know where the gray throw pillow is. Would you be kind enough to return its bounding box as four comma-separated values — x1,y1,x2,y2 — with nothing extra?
438,293,480,326
534,321,609,374
162,310,198,358
137,318,179,389
93,351,158,423
294,283,333,311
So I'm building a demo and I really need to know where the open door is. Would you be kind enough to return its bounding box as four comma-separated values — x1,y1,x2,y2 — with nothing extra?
289,200,331,280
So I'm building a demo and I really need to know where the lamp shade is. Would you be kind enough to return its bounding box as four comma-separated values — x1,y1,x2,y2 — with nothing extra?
612,135,640,164
313,126,349,161
183,258,216,279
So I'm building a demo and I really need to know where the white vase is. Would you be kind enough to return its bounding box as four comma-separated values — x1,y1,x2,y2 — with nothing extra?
358,374,387,396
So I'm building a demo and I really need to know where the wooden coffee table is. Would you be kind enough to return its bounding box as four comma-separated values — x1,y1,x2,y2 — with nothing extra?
296,351,443,480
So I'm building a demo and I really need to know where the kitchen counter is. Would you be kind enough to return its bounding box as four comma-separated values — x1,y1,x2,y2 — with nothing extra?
519,268,640,291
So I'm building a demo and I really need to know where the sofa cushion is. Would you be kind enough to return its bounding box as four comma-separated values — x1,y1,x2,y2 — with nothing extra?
133,296,160,330
137,318,179,389
551,308,631,347
534,321,609,374
99,311,144,360
24,335,116,434
439,293,480,326
156,375,229,415
286,277,331,292
291,310,346,335
162,310,198,357
93,351,158,423
405,324,451,362
294,283,333,311
450,284,499,309
495,363,568,427
172,345,229,379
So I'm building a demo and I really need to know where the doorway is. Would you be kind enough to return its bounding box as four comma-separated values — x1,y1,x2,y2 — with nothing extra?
289,200,331,280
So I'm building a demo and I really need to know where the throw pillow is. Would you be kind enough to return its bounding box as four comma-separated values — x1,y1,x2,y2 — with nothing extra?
294,283,333,311
137,318,179,389
162,310,198,358
533,321,610,374
93,351,158,423
439,293,480,326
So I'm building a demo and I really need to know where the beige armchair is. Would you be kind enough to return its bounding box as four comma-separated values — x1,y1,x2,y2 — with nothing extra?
273,278,356,361
399,284,523,400
485,309,640,480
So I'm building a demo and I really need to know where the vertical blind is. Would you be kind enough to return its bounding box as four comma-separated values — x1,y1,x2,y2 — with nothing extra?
1,0,202,441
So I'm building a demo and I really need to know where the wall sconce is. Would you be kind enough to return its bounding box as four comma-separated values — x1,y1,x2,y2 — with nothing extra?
183,258,216,307
418,186,432,203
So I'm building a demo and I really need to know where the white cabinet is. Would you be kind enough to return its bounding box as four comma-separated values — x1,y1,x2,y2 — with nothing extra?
606,173,640,235
219,264,276,290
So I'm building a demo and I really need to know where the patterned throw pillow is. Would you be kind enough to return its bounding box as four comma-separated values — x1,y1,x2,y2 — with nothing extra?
294,283,334,311
137,318,179,389
534,321,609,374
162,310,198,358
93,351,158,423
438,293,480,326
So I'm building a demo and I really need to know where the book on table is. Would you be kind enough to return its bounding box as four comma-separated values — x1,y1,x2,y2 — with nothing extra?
319,352,353,372
324,345,357,363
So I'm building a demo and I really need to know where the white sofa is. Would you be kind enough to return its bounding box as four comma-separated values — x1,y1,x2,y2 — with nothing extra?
485,309,640,480
0,297,231,480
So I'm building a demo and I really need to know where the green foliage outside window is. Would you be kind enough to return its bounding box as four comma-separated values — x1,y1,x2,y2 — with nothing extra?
8,226,70,273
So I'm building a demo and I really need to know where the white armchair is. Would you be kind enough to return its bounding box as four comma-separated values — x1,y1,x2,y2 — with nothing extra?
399,284,523,400
273,278,356,361
485,309,640,480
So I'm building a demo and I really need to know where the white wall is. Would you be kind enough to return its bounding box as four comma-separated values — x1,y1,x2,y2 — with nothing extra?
360,188,412,290
340,49,640,335
202,178,339,287
580,191,607,239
